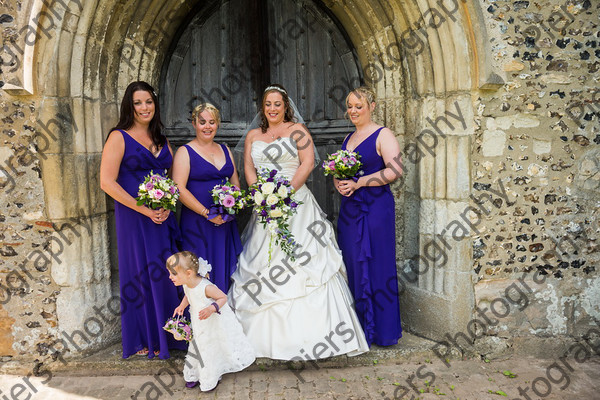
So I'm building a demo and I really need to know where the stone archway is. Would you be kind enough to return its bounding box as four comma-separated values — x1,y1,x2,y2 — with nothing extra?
4,0,505,354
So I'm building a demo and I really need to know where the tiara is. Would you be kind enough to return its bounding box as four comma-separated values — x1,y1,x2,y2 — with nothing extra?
264,86,287,95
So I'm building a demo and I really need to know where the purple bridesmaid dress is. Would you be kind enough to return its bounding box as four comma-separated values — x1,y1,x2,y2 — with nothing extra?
337,127,402,346
179,144,242,292
113,130,187,359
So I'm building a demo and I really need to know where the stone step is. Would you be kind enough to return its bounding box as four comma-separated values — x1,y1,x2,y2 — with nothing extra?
2,333,445,377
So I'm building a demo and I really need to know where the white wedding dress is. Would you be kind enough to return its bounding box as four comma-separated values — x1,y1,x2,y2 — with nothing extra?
183,279,255,391
229,137,369,360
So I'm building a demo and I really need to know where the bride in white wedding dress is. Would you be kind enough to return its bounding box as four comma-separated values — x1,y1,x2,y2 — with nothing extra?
228,84,369,360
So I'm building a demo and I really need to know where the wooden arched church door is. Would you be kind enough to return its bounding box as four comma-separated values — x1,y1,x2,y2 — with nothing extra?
160,0,362,221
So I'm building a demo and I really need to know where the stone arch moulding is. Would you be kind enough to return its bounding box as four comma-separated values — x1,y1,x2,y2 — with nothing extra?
1,0,48,94
19,0,490,353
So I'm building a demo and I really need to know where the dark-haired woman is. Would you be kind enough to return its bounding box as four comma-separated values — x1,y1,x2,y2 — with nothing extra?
100,81,186,359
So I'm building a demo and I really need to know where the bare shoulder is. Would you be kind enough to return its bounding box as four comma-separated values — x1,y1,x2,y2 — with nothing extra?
106,129,124,142
245,128,262,144
378,126,396,142
176,141,191,154
287,121,309,134
287,122,311,146
104,129,125,149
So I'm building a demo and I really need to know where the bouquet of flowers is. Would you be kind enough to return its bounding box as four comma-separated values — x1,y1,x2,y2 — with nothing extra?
322,150,363,179
208,181,246,222
136,170,180,212
247,168,301,265
163,316,193,342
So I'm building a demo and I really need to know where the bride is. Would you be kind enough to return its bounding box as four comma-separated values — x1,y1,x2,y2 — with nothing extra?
229,84,369,360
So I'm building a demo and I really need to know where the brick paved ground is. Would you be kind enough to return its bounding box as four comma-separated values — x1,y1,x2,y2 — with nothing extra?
1,355,599,400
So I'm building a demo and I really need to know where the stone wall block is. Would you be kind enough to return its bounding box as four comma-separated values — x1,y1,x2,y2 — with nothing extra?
456,135,471,198
55,284,115,353
83,39,102,97
100,102,119,141
50,238,87,288
37,97,76,156
35,28,59,97
434,133,447,199
533,139,551,155
0,306,16,356
39,153,91,220
401,148,418,195
444,95,474,137
71,97,87,153
445,135,471,200
580,276,600,324
419,139,436,199
442,236,472,274
417,235,435,292
434,199,451,235
39,154,68,219
481,129,505,157
441,200,468,236
70,34,87,97
402,192,421,259
419,199,436,235
74,154,95,216
87,154,106,215
474,277,570,337
56,30,75,98
84,99,104,154
91,216,111,284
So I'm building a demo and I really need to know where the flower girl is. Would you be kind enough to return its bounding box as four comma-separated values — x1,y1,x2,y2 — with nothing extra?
166,251,255,391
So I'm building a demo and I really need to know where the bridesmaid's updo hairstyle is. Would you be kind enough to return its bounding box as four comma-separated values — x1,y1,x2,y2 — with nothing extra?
166,251,199,275
259,84,297,133
111,81,165,149
191,103,221,126
346,86,376,108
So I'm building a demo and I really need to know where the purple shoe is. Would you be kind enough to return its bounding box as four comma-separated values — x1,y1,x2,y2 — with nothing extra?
185,381,199,389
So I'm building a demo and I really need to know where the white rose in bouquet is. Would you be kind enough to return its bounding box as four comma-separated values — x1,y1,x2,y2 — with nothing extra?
266,194,279,206
261,181,276,195
254,192,265,204
277,185,288,197
269,208,283,218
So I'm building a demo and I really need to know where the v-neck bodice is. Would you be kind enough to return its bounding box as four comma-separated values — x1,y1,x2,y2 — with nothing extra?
183,143,234,206
342,127,386,175
116,129,172,196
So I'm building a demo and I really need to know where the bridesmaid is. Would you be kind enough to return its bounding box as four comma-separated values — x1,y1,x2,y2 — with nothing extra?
172,103,242,292
335,86,403,347
100,81,186,359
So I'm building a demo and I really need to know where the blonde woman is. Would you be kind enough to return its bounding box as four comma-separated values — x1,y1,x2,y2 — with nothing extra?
335,86,403,346
172,103,242,292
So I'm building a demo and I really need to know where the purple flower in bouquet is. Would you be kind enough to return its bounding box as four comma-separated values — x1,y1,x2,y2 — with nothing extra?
322,150,363,179
222,195,235,208
209,181,246,221
246,168,303,266
136,170,179,212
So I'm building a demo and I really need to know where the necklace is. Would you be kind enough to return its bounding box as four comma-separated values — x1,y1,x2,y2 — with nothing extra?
193,139,217,159
265,127,282,141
